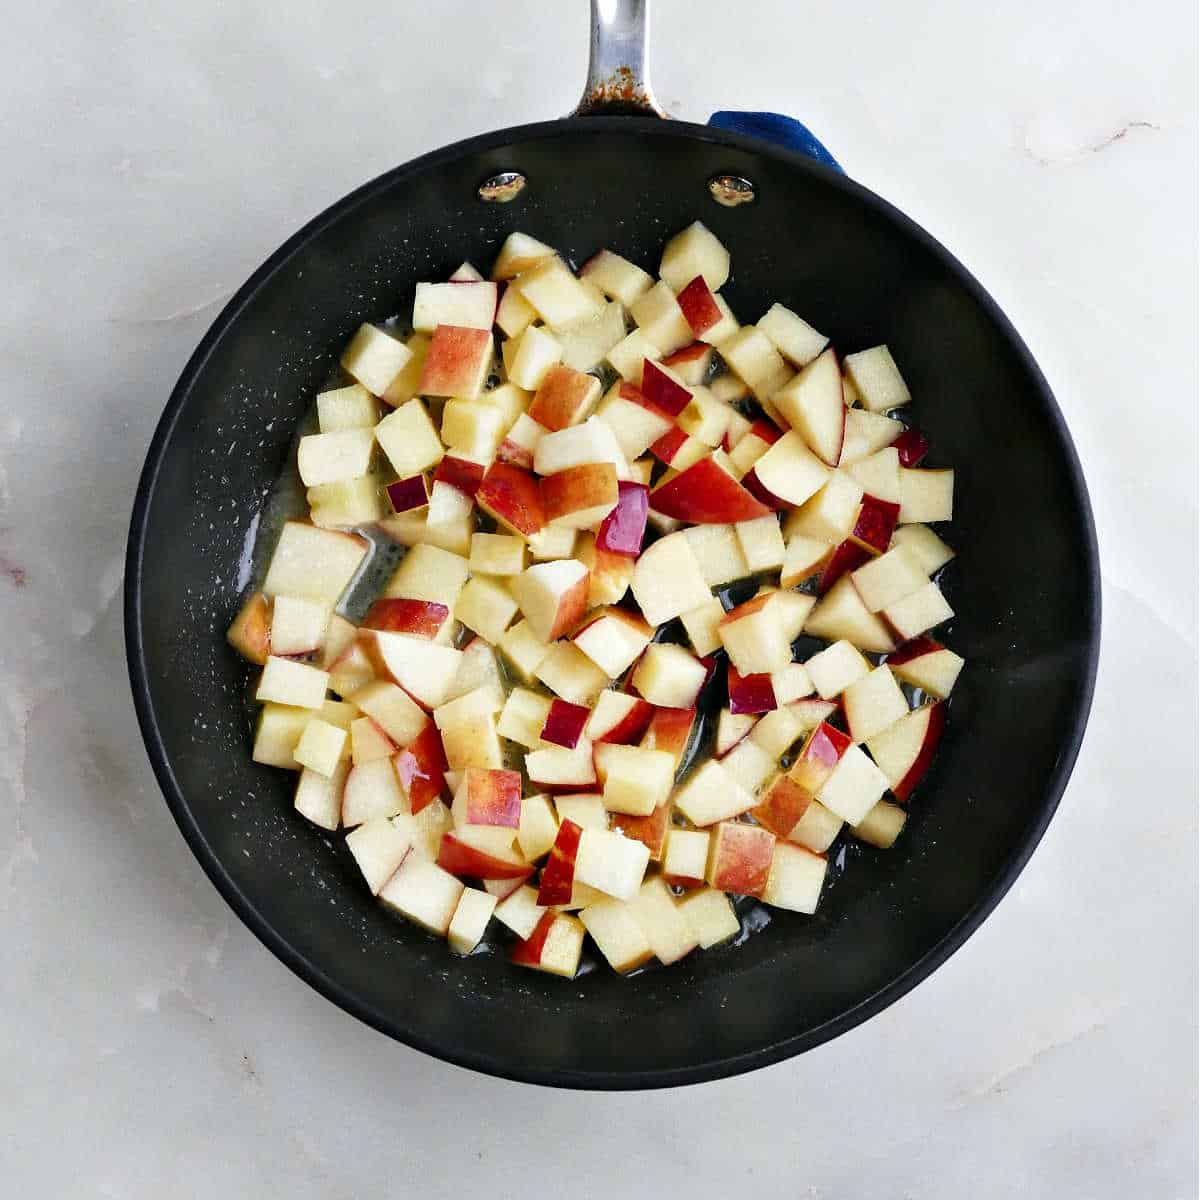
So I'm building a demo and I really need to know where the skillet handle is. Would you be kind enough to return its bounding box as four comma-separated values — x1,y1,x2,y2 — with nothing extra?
573,0,666,117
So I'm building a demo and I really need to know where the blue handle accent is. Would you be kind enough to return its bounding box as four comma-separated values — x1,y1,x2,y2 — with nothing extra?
708,111,843,174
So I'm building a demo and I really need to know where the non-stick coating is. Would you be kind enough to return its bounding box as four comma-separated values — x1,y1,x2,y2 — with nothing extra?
126,117,1100,1089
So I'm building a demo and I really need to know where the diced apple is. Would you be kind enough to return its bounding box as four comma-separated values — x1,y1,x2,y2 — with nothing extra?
510,558,589,643
513,257,600,326
577,534,636,607
321,614,357,670
496,412,546,470
527,739,599,790
541,461,619,529
751,431,832,508
446,887,498,955
851,800,906,848
412,280,497,332
866,700,945,801
783,472,865,545
842,665,909,743
573,608,652,678
227,591,272,665
495,283,536,338
848,493,901,557
805,575,897,653
534,642,608,706
579,897,654,972
805,639,871,700
417,325,493,400
376,333,428,407
375,397,445,480
697,293,740,345
673,759,755,826
593,744,675,817
789,721,853,792
468,532,526,577
770,663,815,708
256,656,328,709
492,883,548,939
294,762,347,831
584,690,652,746
847,447,901,504
772,348,845,466
536,818,584,905
890,524,954,575
526,363,601,432
640,704,696,769
450,576,515,645
733,514,785,574
678,887,740,948
816,539,872,595
596,381,674,461
662,829,710,887
706,821,774,897
843,345,910,412
316,383,377,432
715,707,758,757
580,249,654,305
573,829,651,900
252,704,310,769
629,643,706,709
554,793,608,831
497,620,552,683
516,794,559,860
476,462,545,539
534,415,628,478
650,455,771,525
378,509,471,556
675,275,724,336
339,324,413,395
682,523,749,586
350,716,396,766
440,400,505,460
727,664,776,715
850,544,928,613
430,686,501,772
662,341,714,385
757,303,828,366
491,232,556,280
606,328,662,384
346,816,412,894
497,687,552,749
818,744,889,824
887,637,963,698
360,631,462,710
762,841,827,913
718,593,792,674
385,474,429,515
362,597,451,642
630,281,693,354
720,736,777,795
719,326,789,398
884,580,954,640
540,699,591,750
262,521,368,606
384,542,470,610
326,641,376,700
438,831,530,882
898,467,954,524
628,876,697,964
342,757,407,827
628,530,710,626
296,428,375,488
679,595,726,657
640,359,694,417
839,408,905,466
293,717,347,777
660,221,730,291
504,324,563,390
677,386,731,448
380,855,464,935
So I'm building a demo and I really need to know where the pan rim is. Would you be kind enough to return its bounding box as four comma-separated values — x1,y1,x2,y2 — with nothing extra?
124,115,1101,1090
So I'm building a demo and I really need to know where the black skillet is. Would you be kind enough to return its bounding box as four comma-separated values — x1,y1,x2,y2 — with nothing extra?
125,0,1100,1089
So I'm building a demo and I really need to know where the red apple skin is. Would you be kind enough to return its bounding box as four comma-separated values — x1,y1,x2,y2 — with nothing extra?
438,832,533,881
740,467,791,512
540,700,591,750
891,427,930,467
595,481,649,556
640,705,696,767
611,802,671,861
465,767,523,828
662,342,713,385
418,325,492,397
392,722,448,814
790,721,852,791
641,359,693,416
650,457,772,524
540,462,619,525
675,275,723,335
361,598,450,639
619,381,676,423
529,364,598,431
386,474,430,513
728,665,778,715
476,463,546,537
542,571,590,643
818,539,872,594
749,418,783,445
536,819,583,905
227,591,272,665
496,436,535,470
892,702,946,802
710,824,775,898
510,910,558,965
650,425,689,465
434,455,485,498
849,494,901,555
593,697,655,745
721,591,773,627
752,775,815,838
886,635,945,666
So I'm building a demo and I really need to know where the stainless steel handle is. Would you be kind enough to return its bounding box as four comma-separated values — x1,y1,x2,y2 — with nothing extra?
574,0,666,117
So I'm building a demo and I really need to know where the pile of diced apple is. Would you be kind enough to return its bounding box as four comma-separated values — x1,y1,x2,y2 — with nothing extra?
226,222,962,979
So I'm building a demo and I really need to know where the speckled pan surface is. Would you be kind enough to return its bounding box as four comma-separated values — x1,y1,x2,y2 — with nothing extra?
125,117,1100,1089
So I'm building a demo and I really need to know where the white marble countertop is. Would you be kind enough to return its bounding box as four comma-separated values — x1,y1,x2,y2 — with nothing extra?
2,1,1196,1195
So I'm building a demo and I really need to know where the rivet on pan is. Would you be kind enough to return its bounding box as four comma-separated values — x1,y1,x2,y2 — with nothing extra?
479,172,526,203
708,175,755,207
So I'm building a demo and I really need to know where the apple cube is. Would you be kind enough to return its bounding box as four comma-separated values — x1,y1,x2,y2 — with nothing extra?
511,911,585,977
554,793,608,831
884,580,954,640
516,793,560,860
417,325,492,400
640,704,696,766
341,757,407,827
293,761,347,831
575,535,634,606
315,383,377,432
384,543,470,610
392,721,450,813
676,386,732,448
791,799,843,854
735,514,786,573
580,249,654,305
526,735,599,788
256,656,328,709
789,721,853,792
528,523,579,561
373,395,444,478
573,829,650,900
582,692,649,746
449,262,483,281
630,281,693,354
675,275,724,336
838,408,904,467
853,800,907,849
848,493,901,557
497,688,553,749
719,593,793,675
440,401,504,461
339,324,412,395
596,381,675,460
663,828,711,887
715,707,758,757
296,428,375,488
292,717,347,777
361,598,452,643
887,637,964,698
627,643,704,709
679,595,726,658
412,280,497,332
346,816,412,894
783,472,864,544
843,345,911,412
495,284,536,338
510,558,589,643
362,631,462,710
468,532,526,577
534,642,608,706
513,257,600,326
757,302,828,366
492,883,548,939
446,887,498,954
751,773,818,838
252,704,310,769
707,821,775,897
227,591,272,665
762,841,827,914
628,530,710,626
307,475,385,529
663,341,714,384
842,665,909,743
379,855,464,935
898,467,954,524
579,897,654,973
818,743,889,824
682,523,749,587
673,759,755,826
651,456,770,525
805,575,897,653
805,639,871,700
751,431,832,508
678,887,740,948
491,231,556,280
720,735,777,796
555,305,621,375
528,364,601,431
573,608,652,678
350,716,395,765
541,462,619,530
660,220,730,291
504,324,563,390
866,699,945,801
727,664,777,716
890,524,955,574
606,328,662,384
697,293,740,345
497,619,553,685
262,522,368,606
351,675,432,751
748,705,804,759
847,447,902,505
629,877,697,964
265,595,327,657
593,744,675,817
449,577,515,646
496,412,546,470
431,688,501,772
320,614,357,669
772,348,846,466
851,544,928,613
